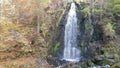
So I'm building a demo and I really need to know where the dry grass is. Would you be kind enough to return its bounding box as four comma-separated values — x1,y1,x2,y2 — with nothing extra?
0,56,36,68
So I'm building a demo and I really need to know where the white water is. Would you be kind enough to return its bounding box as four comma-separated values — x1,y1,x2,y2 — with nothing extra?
62,3,81,62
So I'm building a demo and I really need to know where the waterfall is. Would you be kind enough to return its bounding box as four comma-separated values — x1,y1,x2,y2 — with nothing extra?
62,2,81,62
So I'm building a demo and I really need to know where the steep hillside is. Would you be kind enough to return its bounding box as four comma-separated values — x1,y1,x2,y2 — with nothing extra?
0,0,120,68
0,0,67,68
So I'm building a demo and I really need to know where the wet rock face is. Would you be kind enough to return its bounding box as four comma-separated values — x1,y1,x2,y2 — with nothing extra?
49,2,95,66
50,2,71,49
47,1,120,68
92,24,104,42
111,62,120,68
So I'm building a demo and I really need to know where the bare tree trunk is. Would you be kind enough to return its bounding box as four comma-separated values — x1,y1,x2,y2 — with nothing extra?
0,0,3,19
100,0,103,21
90,0,94,22
37,15,40,35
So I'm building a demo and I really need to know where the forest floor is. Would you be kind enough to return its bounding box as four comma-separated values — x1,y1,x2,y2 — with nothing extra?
0,55,36,68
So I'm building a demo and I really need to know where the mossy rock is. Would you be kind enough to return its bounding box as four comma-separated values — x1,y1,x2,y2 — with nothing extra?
98,59,113,66
111,62,120,68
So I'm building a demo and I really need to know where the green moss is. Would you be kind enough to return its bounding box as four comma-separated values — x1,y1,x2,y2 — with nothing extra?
101,59,113,65
113,4,120,12
81,7,91,16
87,60,95,67
106,23,115,33
114,0,120,4
113,4,120,17
81,42,84,47
85,22,93,31
53,42,60,52
56,9,66,27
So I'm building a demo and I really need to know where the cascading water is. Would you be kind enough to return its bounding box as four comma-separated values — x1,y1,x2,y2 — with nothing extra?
62,2,81,62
